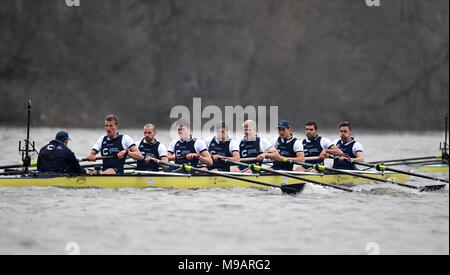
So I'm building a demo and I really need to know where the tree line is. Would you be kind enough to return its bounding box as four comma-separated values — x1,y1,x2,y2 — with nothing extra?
0,0,448,130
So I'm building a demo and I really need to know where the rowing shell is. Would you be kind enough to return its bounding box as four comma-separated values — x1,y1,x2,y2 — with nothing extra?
0,170,409,189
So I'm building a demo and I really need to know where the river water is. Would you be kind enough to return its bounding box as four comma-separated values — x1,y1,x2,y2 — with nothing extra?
0,127,448,254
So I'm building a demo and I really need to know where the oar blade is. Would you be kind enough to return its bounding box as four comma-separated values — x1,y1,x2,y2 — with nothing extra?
280,183,306,194
419,184,447,192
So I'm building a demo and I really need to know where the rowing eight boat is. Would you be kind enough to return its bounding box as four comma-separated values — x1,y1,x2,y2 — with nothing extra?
0,170,409,189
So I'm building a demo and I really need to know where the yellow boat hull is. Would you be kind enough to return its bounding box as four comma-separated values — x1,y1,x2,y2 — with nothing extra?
0,171,410,189
419,164,449,173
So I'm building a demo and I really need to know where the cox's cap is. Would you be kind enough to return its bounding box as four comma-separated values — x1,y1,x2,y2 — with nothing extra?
55,131,71,142
278,120,291,129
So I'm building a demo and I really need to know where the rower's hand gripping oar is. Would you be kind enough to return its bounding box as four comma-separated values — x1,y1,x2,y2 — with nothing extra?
220,158,354,193
348,159,449,184
149,159,306,194
283,159,446,192
79,156,115,162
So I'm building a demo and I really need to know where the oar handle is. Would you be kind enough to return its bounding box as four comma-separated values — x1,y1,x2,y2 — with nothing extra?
219,156,321,162
279,156,322,161
168,153,200,161
237,157,259,162
305,156,322,161
80,156,114,162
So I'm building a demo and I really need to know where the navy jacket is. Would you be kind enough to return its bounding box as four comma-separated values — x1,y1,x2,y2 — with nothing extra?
37,140,85,175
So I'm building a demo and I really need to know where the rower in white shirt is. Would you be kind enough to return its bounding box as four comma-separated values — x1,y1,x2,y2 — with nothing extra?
302,121,343,172
136,123,169,171
205,121,240,172
87,114,142,175
332,121,364,170
167,119,213,172
231,120,281,173
271,120,305,171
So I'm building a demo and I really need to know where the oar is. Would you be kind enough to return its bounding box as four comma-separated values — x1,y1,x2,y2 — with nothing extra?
150,159,306,194
238,156,321,163
18,156,118,172
221,158,354,192
349,160,449,184
376,159,442,167
0,164,23,170
81,160,139,170
0,162,37,170
0,170,24,176
78,156,114,162
367,155,442,164
283,159,446,192
2,156,114,171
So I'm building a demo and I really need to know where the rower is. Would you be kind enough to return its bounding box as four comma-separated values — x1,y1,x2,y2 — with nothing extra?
332,121,364,170
302,121,342,171
167,119,213,172
272,120,305,171
136,123,169,172
87,114,143,174
205,121,240,172
37,131,87,175
231,120,281,173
